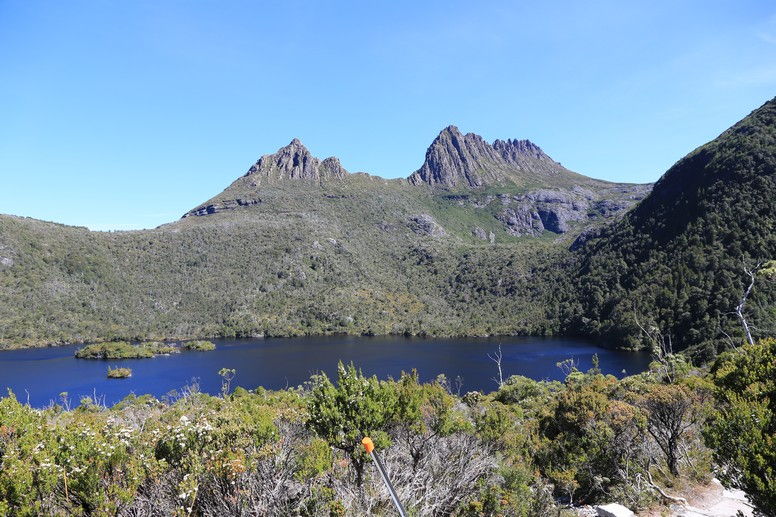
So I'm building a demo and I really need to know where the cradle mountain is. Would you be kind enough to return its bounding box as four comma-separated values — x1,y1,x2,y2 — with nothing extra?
1,98,774,358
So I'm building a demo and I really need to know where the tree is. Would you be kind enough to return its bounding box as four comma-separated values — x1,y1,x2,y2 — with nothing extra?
392,371,469,471
704,338,776,516
305,362,403,486
640,384,698,476
218,368,236,397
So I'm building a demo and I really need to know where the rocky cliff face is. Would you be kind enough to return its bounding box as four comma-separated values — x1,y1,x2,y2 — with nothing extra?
441,184,651,238
408,126,502,187
245,139,348,184
408,125,572,188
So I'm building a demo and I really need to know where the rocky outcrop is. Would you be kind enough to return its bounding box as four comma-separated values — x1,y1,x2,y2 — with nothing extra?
495,190,588,236
408,214,447,237
245,139,348,184
487,184,649,236
498,206,545,236
408,125,570,188
493,138,566,176
472,226,496,243
183,198,261,218
0,243,13,269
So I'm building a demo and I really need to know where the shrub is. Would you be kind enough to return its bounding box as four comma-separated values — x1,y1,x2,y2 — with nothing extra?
704,338,776,515
305,362,400,486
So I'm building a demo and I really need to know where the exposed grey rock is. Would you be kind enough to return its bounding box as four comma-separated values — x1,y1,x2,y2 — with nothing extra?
408,126,499,187
593,199,631,216
488,231,495,244
377,221,397,232
570,227,602,251
595,503,635,517
408,125,571,188
0,256,13,268
493,138,565,176
408,214,447,237
497,206,544,236
183,198,261,217
245,139,348,184
492,185,647,236
319,157,347,179
472,226,488,240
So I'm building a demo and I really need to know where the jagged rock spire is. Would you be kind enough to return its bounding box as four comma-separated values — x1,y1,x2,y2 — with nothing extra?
245,139,347,183
408,126,568,188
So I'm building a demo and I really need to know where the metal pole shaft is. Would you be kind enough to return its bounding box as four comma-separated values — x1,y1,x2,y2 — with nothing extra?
371,450,407,517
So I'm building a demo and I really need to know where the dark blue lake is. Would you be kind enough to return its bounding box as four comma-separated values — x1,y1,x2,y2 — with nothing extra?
0,336,652,407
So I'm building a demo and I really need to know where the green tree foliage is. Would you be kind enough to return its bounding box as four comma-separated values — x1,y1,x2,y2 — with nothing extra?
704,338,776,515
640,384,699,476
568,98,776,359
537,371,647,505
305,362,404,486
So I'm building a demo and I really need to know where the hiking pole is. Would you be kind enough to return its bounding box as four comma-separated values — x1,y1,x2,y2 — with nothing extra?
362,437,407,517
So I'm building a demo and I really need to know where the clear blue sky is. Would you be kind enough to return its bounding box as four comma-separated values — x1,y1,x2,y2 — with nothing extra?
1,1,774,230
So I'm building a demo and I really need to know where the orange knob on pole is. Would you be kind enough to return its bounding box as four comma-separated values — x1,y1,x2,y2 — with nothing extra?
361,436,406,517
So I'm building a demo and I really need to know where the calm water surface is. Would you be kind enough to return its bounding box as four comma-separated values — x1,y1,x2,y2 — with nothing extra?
0,336,651,407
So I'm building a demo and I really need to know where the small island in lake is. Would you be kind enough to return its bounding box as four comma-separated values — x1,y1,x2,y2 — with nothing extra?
106,367,132,378
75,341,214,359
181,340,217,351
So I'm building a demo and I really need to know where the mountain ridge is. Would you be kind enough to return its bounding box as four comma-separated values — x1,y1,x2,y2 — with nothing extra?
183,125,646,219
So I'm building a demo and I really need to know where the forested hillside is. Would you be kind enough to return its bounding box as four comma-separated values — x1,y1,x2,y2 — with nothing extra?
566,97,776,360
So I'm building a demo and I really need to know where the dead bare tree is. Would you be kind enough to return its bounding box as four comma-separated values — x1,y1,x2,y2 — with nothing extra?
735,262,763,346
634,311,676,383
556,357,579,378
487,344,504,388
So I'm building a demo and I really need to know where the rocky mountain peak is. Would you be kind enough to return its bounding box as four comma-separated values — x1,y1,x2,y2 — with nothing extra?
408,126,572,188
408,126,502,188
245,139,348,183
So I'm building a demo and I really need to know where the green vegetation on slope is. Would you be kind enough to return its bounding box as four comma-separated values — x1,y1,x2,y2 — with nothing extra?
566,97,776,360
0,179,571,348
704,337,776,513
1,339,772,515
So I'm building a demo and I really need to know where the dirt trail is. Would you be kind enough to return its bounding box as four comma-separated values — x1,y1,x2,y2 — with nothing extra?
662,479,753,517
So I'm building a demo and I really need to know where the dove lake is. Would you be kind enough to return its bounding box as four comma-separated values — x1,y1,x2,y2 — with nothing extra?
0,335,651,407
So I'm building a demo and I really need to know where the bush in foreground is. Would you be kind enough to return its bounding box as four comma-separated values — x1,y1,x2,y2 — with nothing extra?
704,338,776,515
1,341,773,516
